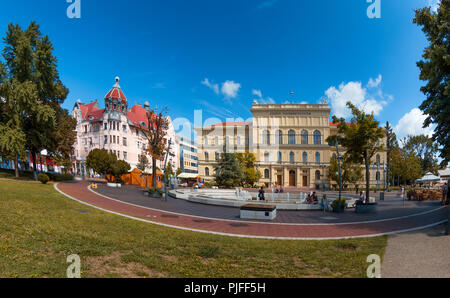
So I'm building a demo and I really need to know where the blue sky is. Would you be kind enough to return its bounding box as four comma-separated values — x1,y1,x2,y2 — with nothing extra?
0,0,440,140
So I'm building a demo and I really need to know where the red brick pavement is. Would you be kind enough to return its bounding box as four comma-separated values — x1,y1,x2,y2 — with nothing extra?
56,182,449,240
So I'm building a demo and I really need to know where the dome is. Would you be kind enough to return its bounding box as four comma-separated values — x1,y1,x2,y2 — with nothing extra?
104,76,127,103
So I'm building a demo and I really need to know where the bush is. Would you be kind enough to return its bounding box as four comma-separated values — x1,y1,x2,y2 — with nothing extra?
38,173,50,184
331,198,346,210
148,187,163,195
47,173,74,181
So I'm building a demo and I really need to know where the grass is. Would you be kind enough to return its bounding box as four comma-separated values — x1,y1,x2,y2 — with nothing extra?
0,180,387,278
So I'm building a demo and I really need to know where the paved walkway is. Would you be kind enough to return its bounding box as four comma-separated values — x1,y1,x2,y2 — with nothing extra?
382,224,450,278
55,181,449,240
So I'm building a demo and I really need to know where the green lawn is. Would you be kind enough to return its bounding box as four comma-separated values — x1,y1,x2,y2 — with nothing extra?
0,180,387,278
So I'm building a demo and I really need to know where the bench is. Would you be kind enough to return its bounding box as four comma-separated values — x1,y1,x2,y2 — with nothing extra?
240,204,277,220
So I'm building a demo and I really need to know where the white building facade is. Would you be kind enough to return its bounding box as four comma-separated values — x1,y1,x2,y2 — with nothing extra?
71,77,179,175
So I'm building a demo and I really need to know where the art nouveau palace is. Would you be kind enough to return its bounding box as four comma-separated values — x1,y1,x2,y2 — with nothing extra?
71,77,179,176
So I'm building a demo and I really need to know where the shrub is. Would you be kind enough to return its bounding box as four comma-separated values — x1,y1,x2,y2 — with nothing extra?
38,173,50,184
331,198,346,210
148,187,163,195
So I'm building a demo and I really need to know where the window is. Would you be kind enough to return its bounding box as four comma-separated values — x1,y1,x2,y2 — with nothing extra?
276,130,283,145
110,135,112,144
124,152,127,160
264,152,270,162
376,154,380,164
123,137,127,147
278,152,282,162
315,152,320,163
302,152,308,163
104,122,108,130
215,136,219,145
136,129,138,136
237,136,241,145
376,171,380,181
314,130,322,145
104,135,108,144
288,130,296,145
113,136,116,144
225,136,230,146
290,152,295,163
215,152,219,161
262,130,270,145
205,167,210,176
315,170,321,181
84,125,88,133
117,151,120,159
123,125,127,132
205,137,208,145
264,169,270,179
301,130,308,145
205,152,209,161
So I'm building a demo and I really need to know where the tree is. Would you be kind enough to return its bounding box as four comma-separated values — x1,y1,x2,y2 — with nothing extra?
137,153,149,172
1,22,69,180
328,156,363,188
141,108,169,188
214,148,242,188
165,161,174,177
51,108,77,173
86,149,112,177
414,0,450,165
385,121,398,185
402,134,439,175
326,102,384,203
390,147,422,185
110,158,131,183
236,152,261,187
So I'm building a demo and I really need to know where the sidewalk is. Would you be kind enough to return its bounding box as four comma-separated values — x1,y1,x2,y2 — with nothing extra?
382,224,450,278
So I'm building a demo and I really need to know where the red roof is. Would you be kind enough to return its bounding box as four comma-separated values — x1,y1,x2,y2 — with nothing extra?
127,105,149,128
80,101,104,121
104,77,127,103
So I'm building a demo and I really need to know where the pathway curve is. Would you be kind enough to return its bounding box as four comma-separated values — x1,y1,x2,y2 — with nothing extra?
55,181,449,240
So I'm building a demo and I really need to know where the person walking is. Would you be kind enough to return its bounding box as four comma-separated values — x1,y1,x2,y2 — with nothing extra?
443,183,448,205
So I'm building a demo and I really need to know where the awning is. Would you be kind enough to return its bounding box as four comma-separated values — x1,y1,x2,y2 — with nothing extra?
177,173,201,179
416,172,441,183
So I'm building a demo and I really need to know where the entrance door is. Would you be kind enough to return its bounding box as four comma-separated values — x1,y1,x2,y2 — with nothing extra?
303,176,308,187
289,170,296,187
277,175,282,186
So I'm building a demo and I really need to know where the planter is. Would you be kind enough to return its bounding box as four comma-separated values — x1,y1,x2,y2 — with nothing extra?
332,206,345,213
355,203,378,214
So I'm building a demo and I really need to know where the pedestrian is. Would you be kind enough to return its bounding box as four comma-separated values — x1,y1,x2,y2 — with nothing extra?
443,182,448,205
258,187,265,201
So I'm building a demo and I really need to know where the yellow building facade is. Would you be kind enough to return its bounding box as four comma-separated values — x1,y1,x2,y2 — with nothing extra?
196,102,387,189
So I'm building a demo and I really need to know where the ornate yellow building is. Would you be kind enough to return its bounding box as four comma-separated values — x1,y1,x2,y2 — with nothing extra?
196,102,387,189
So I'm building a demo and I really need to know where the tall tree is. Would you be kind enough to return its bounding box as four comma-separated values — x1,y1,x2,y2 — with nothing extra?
214,146,242,188
1,22,69,180
327,102,384,202
141,108,169,188
402,134,439,175
414,0,450,165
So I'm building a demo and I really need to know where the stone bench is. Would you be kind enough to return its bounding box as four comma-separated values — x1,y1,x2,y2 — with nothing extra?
240,204,277,220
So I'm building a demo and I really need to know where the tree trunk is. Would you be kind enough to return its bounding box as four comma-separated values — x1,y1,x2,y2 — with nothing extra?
32,150,38,181
364,150,370,204
152,157,157,189
14,155,20,178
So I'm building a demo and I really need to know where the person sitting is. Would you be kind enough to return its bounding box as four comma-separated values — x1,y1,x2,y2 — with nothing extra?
275,187,279,194
312,192,318,203
279,186,284,194
306,194,312,204
356,191,365,205
258,187,265,201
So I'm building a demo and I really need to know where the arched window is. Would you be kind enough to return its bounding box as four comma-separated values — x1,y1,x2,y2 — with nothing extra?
205,152,209,161
376,171,380,181
275,130,283,145
315,152,321,163
288,130,296,145
302,152,308,163
205,167,210,176
376,154,380,164
278,152,282,162
290,152,295,163
264,169,270,179
314,130,322,145
301,130,308,145
315,170,321,181
264,152,270,162
262,130,270,145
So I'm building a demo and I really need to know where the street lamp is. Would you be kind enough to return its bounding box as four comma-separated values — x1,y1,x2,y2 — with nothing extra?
335,136,343,201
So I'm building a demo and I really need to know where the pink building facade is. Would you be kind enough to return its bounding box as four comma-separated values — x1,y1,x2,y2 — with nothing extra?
71,77,178,176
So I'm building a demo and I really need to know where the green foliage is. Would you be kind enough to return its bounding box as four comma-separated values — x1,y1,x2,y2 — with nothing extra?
401,135,439,175
213,148,243,188
390,147,422,185
86,149,111,176
136,154,149,172
414,1,450,165
329,156,363,187
110,159,131,182
327,102,384,201
37,173,49,184
236,152,261,187
331,199,346,210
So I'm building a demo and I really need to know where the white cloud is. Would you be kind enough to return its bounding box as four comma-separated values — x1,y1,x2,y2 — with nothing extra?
394,108,435,140
252,89,263,98
324,75,390,118
221,80,241,98
201,78,219,95
429,0,441,12
260,97,276,104
367,74,382,88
